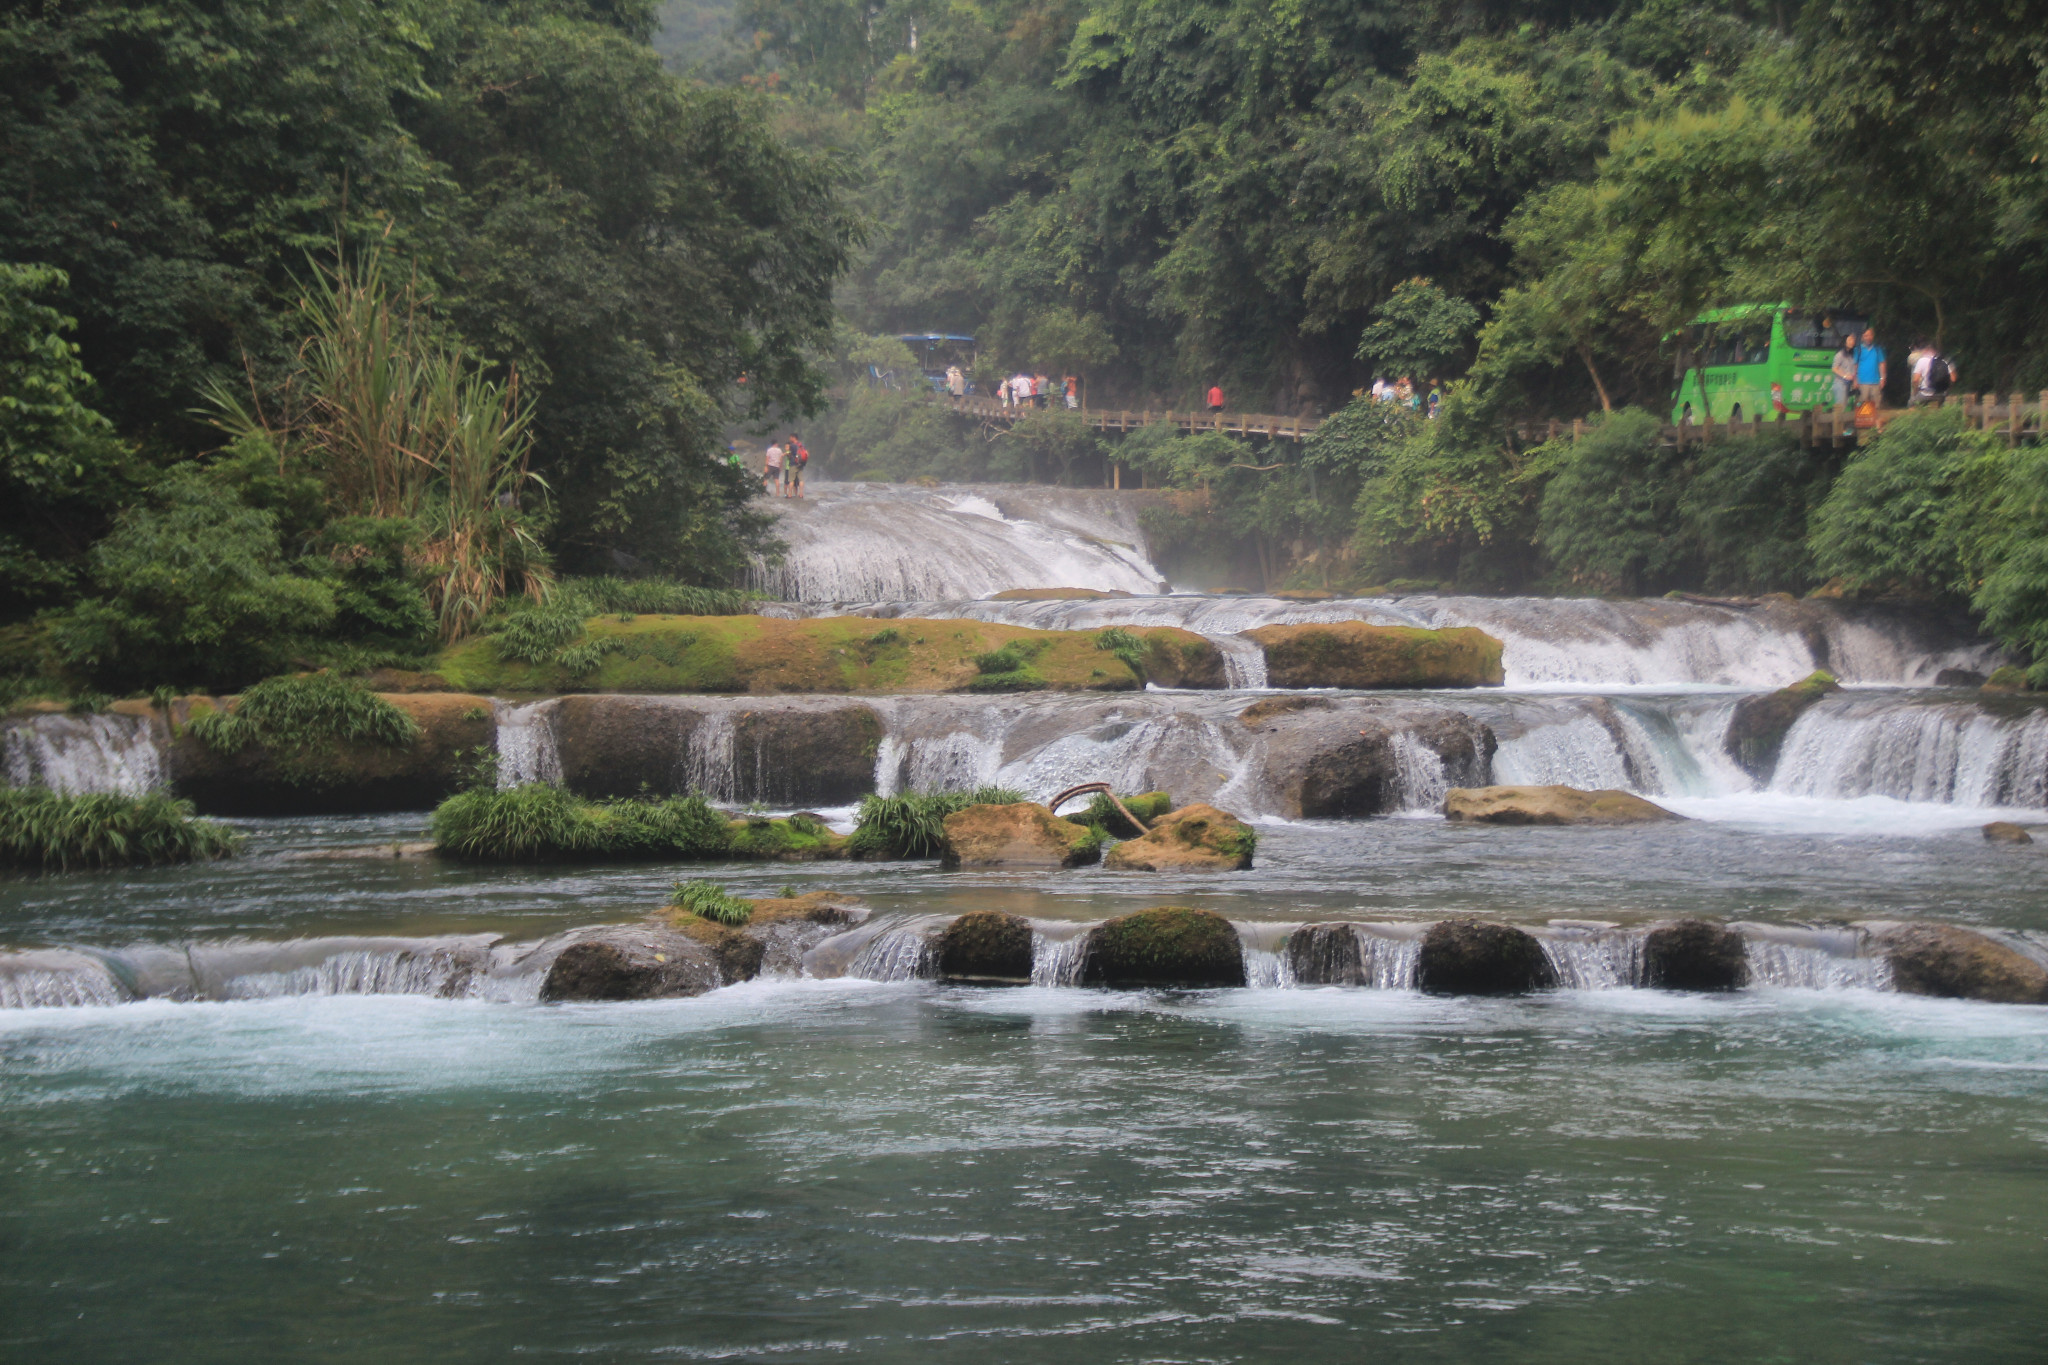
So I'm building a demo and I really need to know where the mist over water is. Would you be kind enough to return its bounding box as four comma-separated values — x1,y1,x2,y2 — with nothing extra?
4,482,2047,1361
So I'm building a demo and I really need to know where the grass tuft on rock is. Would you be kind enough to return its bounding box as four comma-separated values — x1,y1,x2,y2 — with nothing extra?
431,784,731,862
0,788,239,872
669,879,752,925
187,672,420,787
848,786,1026,859
1079,789,1172,837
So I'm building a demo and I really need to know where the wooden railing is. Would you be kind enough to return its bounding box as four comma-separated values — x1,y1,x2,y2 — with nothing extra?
946,390,2048,451
947,394,1322,440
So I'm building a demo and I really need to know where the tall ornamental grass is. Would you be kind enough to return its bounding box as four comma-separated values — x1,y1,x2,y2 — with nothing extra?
431,784,731,862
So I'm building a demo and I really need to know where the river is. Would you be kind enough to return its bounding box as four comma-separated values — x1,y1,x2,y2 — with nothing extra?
2,483,2045,1362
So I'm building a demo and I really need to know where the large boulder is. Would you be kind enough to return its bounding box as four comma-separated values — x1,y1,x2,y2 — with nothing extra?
936,911,1035,984
168,692,495,816
1983,821,2034,845
1416,919,1557,994
1875,923,2048,1004
1641,919,1749,991
1245,702,1495,818
1286,922,1368,986
552,695,697,798
1245,622,1504,690
1443,785,1681,826
1079,906,1246,988
1723,671,1840,781
940,803,1101,869
539,926,723,1001
1103,803,1256,871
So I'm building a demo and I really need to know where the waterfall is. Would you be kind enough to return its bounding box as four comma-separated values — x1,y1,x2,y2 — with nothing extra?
0,937,508,1008
751,484,1166,601
1387,732,1451,811
1772,694,2048,806
494,700,562,788
1541,928,1643,990
1213,634,1269,689
846,924,939,982
1236,922,1296,988
682,711,738,802
0,951,132,1008
218,946,485,1000
1030,927,1092,987
1738,925,1888,989
2,712,164,795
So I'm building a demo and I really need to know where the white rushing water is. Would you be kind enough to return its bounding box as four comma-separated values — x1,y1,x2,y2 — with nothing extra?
752,483,1165,600
2,712,164,796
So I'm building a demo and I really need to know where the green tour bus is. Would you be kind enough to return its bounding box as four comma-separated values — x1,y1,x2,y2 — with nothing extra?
1669,304,1866,424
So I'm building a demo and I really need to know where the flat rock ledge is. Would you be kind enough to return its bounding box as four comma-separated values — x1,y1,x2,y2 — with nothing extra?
1103,804,1256,871
1443,784,1682,826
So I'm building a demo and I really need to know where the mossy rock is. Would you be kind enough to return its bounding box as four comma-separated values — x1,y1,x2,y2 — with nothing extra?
1442,785,1680,826
1641,919,1748,991
1985,664,2031,693
433,614,1222,696
168,692,494,816
1983,821,2034,844
1245,622,1504,689
1079,906,1246,988
1723,670,1840,780
1286,922,1368,986
940,802,1102,868
937,910,1035,984
1417,919,1556,995
657,890,867,982
721,814,851,861
1103,803,1256,871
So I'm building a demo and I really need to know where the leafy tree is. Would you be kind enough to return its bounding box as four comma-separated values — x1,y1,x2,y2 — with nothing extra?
50,466,339,690
0,264,134,613
1808,406,1999,598
1535,408,1691,593
1355,278,1480,381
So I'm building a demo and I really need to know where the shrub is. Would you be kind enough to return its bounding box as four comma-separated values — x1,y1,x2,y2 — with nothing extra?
848,786,1026,859
0,788,239,872
669,879,752,925
48,467,339,691
1535,409,1690,593
188,672,419,787
969,640,1048,692
1079,789,1173,837
431,784,731,862
1809,406,1999,597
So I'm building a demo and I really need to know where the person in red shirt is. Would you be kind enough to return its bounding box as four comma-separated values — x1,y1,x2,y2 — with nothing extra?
1206,384,1224,412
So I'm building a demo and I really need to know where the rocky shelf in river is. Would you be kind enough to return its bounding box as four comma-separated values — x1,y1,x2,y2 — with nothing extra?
5,911,2044,1009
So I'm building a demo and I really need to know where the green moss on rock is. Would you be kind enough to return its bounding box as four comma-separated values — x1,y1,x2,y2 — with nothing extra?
937,910,1035,984
1245,622,1504,689
1080,905,1246,988
1723,670,1840,780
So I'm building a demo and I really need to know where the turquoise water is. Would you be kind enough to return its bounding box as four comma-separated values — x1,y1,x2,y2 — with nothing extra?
3,813,2048,1360
4,981,2046,1361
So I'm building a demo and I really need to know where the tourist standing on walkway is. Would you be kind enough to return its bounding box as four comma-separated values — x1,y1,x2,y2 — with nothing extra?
1911,343,1955,406
1033,373,1049,409
1207,383,1224,413
1063,375,1079,409
1855,328,1887,407
763,440,784,496
1831,337,1856,408
946,364,964,397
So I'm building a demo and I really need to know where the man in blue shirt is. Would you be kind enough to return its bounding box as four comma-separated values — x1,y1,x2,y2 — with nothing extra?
1856,327,1887,407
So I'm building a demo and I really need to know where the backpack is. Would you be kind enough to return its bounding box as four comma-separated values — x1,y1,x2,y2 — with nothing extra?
792,440,809,467
1927,355,1952,392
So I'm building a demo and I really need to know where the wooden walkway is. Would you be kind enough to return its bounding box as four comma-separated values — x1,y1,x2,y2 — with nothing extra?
947,394,1322,440
944,390,2048,448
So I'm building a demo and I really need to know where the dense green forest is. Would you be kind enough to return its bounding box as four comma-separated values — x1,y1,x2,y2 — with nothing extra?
6,0,2048,693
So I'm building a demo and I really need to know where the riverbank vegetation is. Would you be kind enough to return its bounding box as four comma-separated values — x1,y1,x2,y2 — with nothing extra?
0,0,853,702
0,788,238,872
430,783,850,862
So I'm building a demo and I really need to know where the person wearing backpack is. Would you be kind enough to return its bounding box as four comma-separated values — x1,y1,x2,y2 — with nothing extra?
1912,343,1956,406
786,434,810,498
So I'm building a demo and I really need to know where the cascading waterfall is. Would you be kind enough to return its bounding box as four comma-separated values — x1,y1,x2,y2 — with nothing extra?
682,711,738,803
493,700,562,788
1,712,164,796
1030,928,1092,987
751,484,1166,601
1772,695,2048,806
